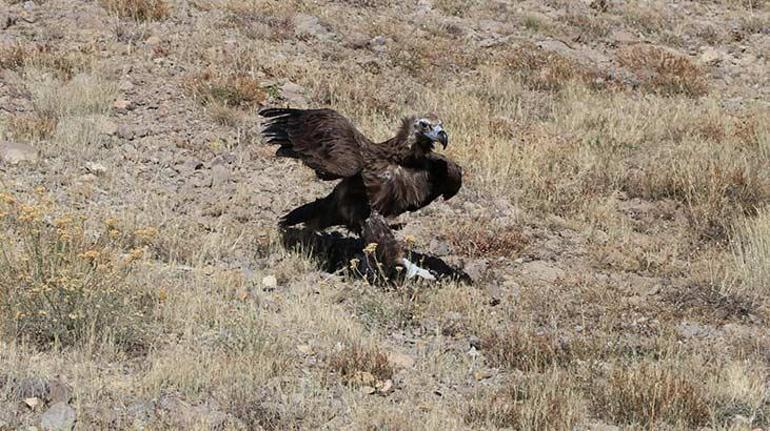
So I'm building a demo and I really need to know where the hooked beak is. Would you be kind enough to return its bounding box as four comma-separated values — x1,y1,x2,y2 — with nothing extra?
425,125,448,149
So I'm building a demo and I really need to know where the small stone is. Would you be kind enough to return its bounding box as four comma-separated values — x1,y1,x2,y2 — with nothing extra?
98,119,118,136
699,47,722,65
116,125,135,140
387,352,415,369
0,11,15,30
40,402,76,431
113,99,132,111
145,36,161,45
210,165,231,187
370,36,386,46
119,80,135,92
23,1,34,11
361,385,376,395
0,142,38,165
296,344,312,355
24,397,41,410
463,259,489,281
473,369,493,381
85,162,107,176
280,82,308,107
47,379,72,404
261,275,277,289
429,239,450,256
293,13,332,40
377,379,393,394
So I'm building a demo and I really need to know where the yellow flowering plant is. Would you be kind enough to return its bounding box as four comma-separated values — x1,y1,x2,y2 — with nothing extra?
0,192,153,349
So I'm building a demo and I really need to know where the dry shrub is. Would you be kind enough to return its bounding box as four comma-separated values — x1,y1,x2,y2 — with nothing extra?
466,370,586,431
504,44,598,91
99,0,170,20
0,193,153,349
618,45,707,96
0,43,88,80
591,359,711,428
327,343,393,384
482,327,581,372
444,220,528,258
7,113,57,142
183,71,266,109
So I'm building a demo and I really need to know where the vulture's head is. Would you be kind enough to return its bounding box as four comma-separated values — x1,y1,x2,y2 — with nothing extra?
408,113,448,152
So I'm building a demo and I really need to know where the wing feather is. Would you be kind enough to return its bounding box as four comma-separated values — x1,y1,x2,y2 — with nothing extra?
259,108,369,179
363,153,462,217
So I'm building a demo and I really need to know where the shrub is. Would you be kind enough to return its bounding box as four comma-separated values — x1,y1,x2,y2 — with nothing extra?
0,192,153,349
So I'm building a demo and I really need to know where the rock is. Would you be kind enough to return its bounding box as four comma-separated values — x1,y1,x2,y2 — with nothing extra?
24,397,42,410
0,11,15,30
0,142,38,165
112,99,132,111
370,35,387,47
699,47,722,65
22,1,34,12
97,119,118,136
293,14,333,40
116,125,135,140
519,260,565,283
280,82,308,107
40,402,76,431
210,165,231,187
377,379,393,394
463,259,488,281
610,29,637,45
429,239,450,256
47,379,72,404
360,385,376,395
145,36,161,45
676,321,715,339
85,162,107,176
118,80,135,92
387,352,415,369
416,0,432,14
261,275,277,290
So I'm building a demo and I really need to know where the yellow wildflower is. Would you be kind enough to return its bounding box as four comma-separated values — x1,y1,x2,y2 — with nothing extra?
158,288,168,303
34,186,46,195
104,217,119,229
363,242,378,254
133,227,158,242
404,235,417,246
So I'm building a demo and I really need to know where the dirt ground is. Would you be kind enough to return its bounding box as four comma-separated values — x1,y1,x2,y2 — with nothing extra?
1,0,770,429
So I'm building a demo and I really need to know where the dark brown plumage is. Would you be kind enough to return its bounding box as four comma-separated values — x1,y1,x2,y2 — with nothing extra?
259,107,462,279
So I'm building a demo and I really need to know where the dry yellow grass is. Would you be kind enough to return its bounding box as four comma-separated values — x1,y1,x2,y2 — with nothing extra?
99,0,170,20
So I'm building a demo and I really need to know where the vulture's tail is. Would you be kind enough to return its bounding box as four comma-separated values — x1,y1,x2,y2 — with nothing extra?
279,196,333,229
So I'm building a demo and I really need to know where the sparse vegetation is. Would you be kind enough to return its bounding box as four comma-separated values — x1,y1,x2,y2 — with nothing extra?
99,0,170,20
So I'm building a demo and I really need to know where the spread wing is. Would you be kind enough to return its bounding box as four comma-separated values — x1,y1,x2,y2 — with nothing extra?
363,153,462,217
259,108,369,180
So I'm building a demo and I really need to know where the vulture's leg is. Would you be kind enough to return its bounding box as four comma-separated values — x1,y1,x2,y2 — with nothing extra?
361,212,434,281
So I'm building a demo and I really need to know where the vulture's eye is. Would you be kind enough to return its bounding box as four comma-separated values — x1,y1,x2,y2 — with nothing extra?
418,120,429,129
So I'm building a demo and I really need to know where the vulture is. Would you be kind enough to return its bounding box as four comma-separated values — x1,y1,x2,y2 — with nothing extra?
259,107,462,280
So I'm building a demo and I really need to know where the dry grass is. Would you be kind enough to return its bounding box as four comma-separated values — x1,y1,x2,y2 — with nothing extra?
730,208,770,302
444,219,528,258
99,0,170,21
0,193,153,349
617,45,708,96
466,370,586,431
327,343,393,385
